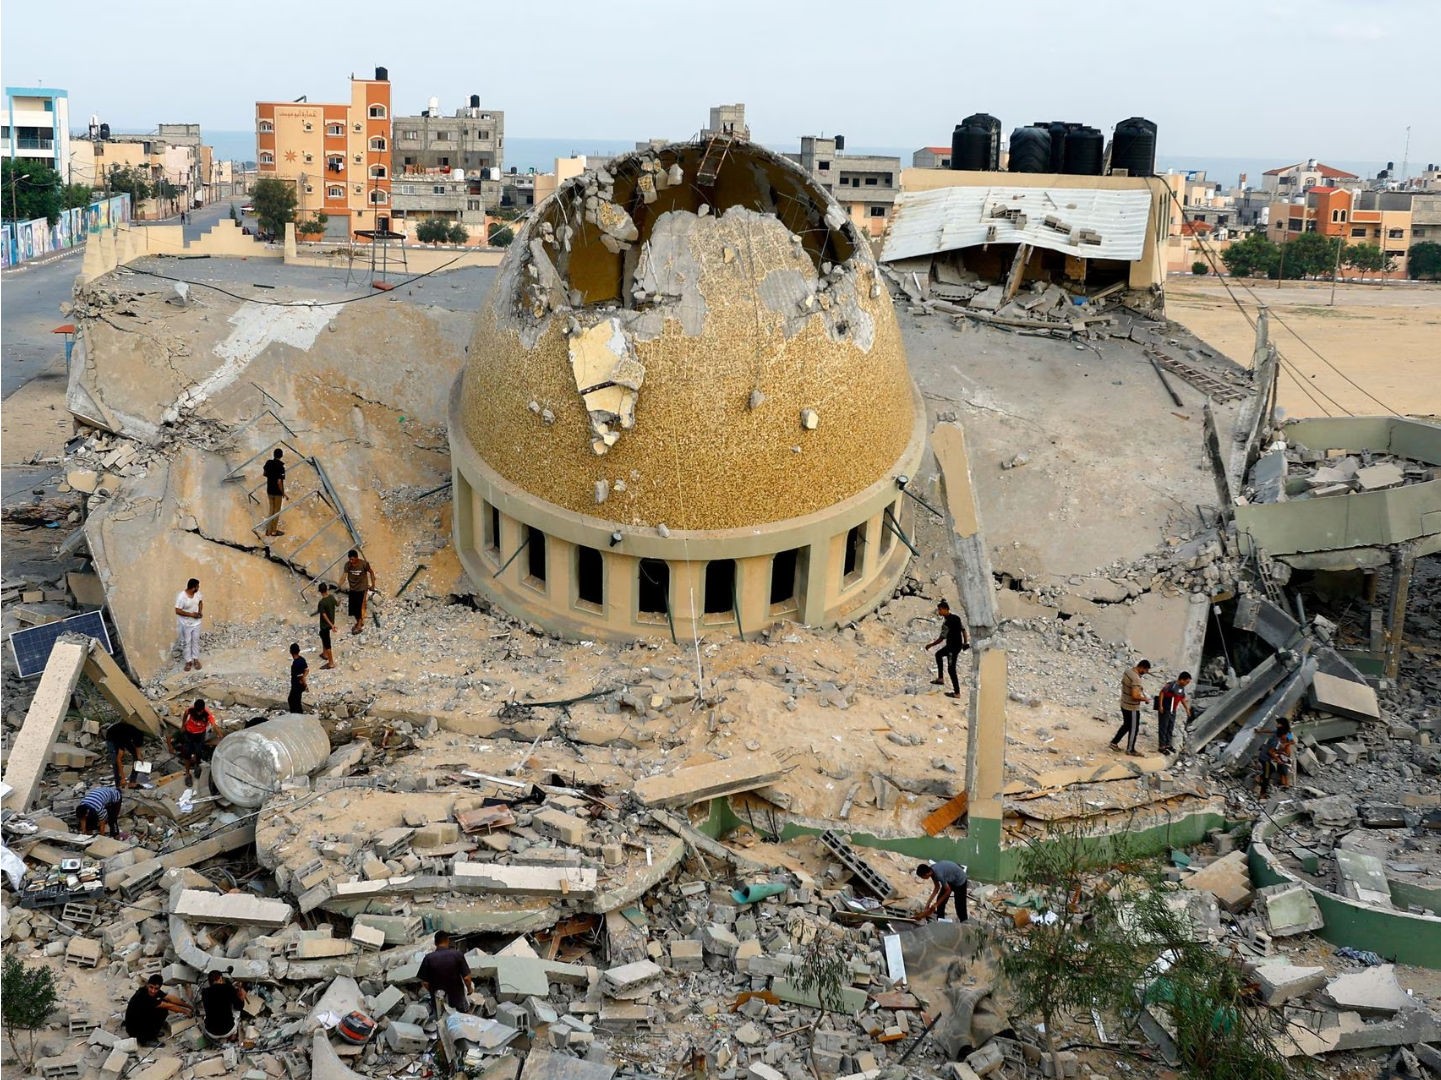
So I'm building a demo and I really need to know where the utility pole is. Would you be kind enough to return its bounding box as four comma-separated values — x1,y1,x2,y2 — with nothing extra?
1329,222,1344,306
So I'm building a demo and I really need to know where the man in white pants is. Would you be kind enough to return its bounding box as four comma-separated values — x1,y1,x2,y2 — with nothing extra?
175,578,204,671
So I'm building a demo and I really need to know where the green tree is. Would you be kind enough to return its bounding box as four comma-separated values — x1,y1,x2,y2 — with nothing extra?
2,955,61,1072
1408,240,1441,280
488,222,514,247
250,177,297,240
1220,232,1278,279
446,221,469,245
63,183,95,210
2,159,63,224
416,217,453,244
1276,230,1341,279
1342,242,1391,274
1191,260,1209,275
296,212,329,239
106,165,151,205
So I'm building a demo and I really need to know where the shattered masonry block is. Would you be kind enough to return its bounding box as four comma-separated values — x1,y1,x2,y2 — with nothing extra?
531,807,589,846
1258,883,1325,938
600,959,664,998
1181,850,1254,913
669,940,703,972
412,822,460,848
1254,963,1327,1005
371,986,405,1017
351,923,387,951
702,924,740,957
171,889,293,928
65,937,103,967
384,1021,429,1053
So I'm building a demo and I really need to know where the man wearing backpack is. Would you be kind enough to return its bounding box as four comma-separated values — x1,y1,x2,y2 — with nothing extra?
1155,671,1193,755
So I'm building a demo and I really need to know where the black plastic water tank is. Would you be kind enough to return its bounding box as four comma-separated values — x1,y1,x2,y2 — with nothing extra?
952,113,1001,171
374,66,388,81
1063,126,1104,175
1034,121,1071,172
834,134,846,151
470,94,481,108
1008,127,1051,173
1111,117,1157,176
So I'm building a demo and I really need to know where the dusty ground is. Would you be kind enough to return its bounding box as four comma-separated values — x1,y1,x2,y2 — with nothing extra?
1166,278,1441,418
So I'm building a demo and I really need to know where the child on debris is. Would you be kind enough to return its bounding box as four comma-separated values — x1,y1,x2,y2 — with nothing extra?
288,642,309,713
1256,718,1295,797
315,582,339,669
176,699,222,786
76,785,123,835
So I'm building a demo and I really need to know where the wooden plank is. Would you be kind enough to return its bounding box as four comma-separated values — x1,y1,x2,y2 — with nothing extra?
920,791,969,836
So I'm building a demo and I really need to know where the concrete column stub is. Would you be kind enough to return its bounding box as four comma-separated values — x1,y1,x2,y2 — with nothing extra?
931,421,998,640
966,646,1008,827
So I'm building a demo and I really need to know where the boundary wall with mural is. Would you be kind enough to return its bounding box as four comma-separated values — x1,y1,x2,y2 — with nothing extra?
1,195,132,268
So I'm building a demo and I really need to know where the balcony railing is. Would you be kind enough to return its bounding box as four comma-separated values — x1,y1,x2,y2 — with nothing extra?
16,137,54,150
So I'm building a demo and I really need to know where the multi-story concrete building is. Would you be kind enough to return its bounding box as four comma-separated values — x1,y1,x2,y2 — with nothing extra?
789,136,901,238
1412,193,1441,248
390,173,502,240
393,96,503,177
1267,185,1412,276
256,68,391,240
912,146,952,169
1261,159,1360,196
701,104,749,140
3,87,70,179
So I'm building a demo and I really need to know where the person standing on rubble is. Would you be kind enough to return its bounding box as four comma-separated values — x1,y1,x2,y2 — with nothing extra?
76,785,124,835
1109,658,1151,757
925,599,969,699
1257,718,1295,797
105,720,147,789
915,860,969,923
341,549,376,635
288,642,308,713
176,699,222,786
124,974,192,1046
262,448,286,537
418,930,474,1015
315,582,339,669
174,577,204,672
1155,671,1194,755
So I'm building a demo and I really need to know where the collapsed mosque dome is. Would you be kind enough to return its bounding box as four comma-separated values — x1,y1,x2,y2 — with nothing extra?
449,139,925,638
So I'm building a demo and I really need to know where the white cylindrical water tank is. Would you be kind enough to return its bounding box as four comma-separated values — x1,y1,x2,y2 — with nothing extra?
428,96,440,116
452,169,465,182
210,715,330,808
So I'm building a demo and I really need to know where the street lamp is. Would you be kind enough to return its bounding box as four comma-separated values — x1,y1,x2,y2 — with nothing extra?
9,173,32,225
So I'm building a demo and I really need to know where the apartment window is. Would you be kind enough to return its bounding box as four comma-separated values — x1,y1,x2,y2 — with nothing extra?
302,152,314,164
478,130,491,140
435,131,450,141
402,129,419,141
1351,226,1366,237
467,199,481,211
353,154,363,164
327,156,344,172
368,105,387,119
369,164,388,179
638,559,669,619
870,206,887,217
818,160,830,170
302,121,313,132
769,548,801,610
1388,228,1404,239
704,560,736,617
327,185,344,199
1288,218,1304,232
433,185,446,195
1415,228,1427,237
864,176,878,185
303,184,314,194
369,136,386,152
354,185,363,194
483,504,501,557
576,546,604,609
1331,208,1346,222
400,184,414,194
258,120,274,133
369,190,389,204
327,124,344,137
842,523,866,585
259,151,274,165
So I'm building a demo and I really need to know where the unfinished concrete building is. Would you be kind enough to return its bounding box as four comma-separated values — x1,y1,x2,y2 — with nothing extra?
448,140,926,640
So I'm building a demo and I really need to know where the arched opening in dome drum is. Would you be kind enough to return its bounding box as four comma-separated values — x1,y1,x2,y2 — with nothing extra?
638,559,670,622
576,545,604,610
529,143,858,308
769,548,802,613
704,560,736,619
843,523,866,586
525,526,547,588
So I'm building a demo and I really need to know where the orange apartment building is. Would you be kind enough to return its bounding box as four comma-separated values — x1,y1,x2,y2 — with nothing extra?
1267,185,1412,277
256,67,391,240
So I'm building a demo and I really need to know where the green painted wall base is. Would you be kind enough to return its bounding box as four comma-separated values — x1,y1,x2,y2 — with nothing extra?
696,798,1224,884
1251,813,1441,970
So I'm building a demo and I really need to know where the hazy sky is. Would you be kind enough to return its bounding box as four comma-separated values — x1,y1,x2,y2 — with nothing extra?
2,0,1434,164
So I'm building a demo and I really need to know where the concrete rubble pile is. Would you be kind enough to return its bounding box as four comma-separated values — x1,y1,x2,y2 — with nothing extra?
1247,443,1437,503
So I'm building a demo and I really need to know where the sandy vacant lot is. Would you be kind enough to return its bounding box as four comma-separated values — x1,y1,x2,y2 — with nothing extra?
1166,278,1441,419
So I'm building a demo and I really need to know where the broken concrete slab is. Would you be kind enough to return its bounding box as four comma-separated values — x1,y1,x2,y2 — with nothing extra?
1258,882,1325,937
1355,463,1405,491
600,959,664,999
1254,963,1328,1005
171,888,293,928
2,639,88,811
1324,965,1414,1016
311,1031,367,1080
1181,850,1255,913
472,956,591,1002
517,1049,615,1080
633,754,783,808
1334,849,1393,909
1281,1006,1441,1057
451,862,597,898
1309,671,1380,721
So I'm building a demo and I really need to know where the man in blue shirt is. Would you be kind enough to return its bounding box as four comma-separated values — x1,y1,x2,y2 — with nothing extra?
76,786,123,835
916,860,969,923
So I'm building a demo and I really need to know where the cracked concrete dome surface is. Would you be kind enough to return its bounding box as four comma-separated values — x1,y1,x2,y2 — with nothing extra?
456,141,917,531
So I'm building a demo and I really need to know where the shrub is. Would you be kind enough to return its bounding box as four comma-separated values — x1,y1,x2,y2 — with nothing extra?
1191,261,1209,275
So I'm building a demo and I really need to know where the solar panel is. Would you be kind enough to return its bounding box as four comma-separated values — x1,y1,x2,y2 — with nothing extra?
8,611,113,679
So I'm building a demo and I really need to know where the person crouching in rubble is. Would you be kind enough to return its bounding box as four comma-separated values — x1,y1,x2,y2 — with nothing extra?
1256,717,1295,797
124,974,193,1046
200,969,247,1043
173,698,223,786
915,860,969,923
76,785,123,836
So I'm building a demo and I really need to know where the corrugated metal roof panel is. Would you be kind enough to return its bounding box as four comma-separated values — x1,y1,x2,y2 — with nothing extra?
882,185,1154,263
